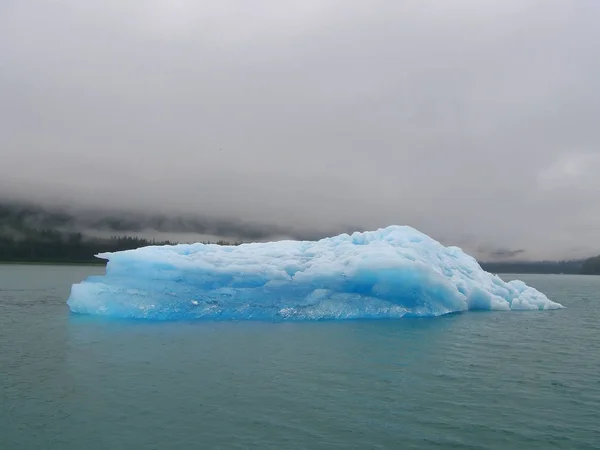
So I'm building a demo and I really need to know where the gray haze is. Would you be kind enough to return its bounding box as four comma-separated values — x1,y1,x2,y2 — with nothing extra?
1,0,600,260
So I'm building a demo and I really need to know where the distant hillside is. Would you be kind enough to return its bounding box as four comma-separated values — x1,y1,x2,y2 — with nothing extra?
0,229,169,264
0,200,270,241
1,199,598,273
479,260,584,275
581,256,600,275
0,226,592,274
0,228,237,265
0,200,354,242
0,201,239,264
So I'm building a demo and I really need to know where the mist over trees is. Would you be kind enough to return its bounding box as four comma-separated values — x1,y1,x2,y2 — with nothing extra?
0,201,237,264
1,200,599,273
478,260,584,275
0,230,174,264
0,199,350,242
0,227,239,264
581,256,600,275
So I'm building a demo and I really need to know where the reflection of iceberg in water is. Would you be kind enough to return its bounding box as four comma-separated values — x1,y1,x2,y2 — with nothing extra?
67,226,563,321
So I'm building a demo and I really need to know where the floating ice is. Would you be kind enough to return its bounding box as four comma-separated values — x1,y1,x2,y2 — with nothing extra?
67,226,563,320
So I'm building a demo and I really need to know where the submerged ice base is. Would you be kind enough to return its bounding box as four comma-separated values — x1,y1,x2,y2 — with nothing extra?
67,226,563,320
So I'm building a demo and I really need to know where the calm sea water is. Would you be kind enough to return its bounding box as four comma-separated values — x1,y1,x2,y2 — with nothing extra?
1,265,599,449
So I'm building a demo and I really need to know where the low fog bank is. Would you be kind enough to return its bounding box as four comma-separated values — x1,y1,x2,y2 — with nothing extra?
0,198,363,244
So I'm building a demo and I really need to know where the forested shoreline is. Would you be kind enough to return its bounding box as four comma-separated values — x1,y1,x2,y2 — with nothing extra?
1,201,599,273
1,227,598,274
0,229,241,264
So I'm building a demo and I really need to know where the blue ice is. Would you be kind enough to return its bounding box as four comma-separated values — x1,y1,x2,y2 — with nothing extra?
67,226,563,320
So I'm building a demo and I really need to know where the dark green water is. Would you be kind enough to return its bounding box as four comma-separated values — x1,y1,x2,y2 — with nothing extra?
1,265,599,449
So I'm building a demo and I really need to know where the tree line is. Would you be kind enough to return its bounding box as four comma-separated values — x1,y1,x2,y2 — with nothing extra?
479,260,585,275
1,224,599,274
580,256,600,275
0,228,237,264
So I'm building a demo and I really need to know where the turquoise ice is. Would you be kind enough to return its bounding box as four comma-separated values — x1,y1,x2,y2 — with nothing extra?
67,226,563,320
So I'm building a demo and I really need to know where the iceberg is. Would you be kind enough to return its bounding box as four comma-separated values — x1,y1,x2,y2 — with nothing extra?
67,226,563,320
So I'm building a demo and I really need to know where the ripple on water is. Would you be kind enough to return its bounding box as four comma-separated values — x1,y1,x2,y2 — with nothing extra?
0,268,599,449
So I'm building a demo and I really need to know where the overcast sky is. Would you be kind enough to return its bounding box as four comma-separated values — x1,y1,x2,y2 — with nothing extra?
1,0,599,260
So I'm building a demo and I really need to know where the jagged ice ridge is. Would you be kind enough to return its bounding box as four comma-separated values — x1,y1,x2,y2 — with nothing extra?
67,226,563,320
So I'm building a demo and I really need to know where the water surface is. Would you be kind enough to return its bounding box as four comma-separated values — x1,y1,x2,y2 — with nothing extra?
1,265,599,449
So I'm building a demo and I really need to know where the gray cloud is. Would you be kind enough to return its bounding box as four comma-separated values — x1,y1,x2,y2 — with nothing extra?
1,0,600,260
